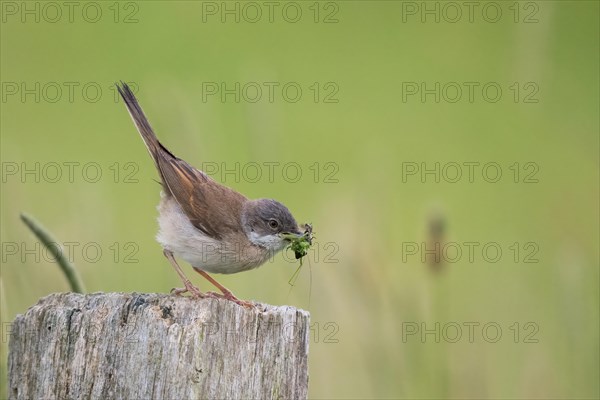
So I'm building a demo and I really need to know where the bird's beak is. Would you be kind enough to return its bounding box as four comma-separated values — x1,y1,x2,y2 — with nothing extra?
280,231,304,240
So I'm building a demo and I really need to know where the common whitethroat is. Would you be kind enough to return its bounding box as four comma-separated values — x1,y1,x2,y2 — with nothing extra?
116,82,306,307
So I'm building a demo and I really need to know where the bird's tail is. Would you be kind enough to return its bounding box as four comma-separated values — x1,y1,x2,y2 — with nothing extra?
116,82,174,167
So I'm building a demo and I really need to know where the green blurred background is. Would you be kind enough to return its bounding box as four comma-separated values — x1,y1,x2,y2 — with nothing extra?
1,1,598,398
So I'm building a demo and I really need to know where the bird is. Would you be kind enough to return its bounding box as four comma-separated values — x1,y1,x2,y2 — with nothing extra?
116,82,305,307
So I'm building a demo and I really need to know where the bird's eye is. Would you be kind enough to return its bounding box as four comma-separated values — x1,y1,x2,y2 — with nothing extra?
268,219,279,229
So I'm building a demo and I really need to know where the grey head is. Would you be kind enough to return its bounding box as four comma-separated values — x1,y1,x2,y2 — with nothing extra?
242,198,302,252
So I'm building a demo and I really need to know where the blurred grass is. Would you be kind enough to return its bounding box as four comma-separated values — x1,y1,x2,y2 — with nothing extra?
1,1,599,399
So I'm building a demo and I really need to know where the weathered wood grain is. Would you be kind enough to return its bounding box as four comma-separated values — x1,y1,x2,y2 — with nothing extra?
8,292,309,400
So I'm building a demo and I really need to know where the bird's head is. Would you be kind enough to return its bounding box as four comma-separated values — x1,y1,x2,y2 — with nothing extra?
241,198,303,253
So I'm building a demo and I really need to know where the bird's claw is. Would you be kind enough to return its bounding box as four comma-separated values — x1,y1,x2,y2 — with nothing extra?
170,283,205,299
206,290,254,308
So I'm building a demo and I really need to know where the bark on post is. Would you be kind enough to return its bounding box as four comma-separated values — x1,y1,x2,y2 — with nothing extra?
7,292,310,399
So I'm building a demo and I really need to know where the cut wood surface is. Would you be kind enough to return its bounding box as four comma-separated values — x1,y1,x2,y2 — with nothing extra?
8,292,310,400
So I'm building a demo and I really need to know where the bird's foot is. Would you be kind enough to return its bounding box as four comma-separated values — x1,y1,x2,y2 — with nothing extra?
206,290,254,308
170,282,205,299
205,291,223,298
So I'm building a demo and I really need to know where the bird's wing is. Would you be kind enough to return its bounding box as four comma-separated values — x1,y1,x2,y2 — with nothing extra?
157,155,248,240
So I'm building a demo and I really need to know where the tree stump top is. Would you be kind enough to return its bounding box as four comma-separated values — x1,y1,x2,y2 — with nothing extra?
8,292,310,400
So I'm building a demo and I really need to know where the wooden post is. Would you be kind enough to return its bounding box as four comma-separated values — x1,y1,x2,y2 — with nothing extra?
7,293,310,399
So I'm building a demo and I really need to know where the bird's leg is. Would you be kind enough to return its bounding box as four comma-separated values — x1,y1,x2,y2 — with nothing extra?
194,269,236,298
193,269,253,308
163,249,204,298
